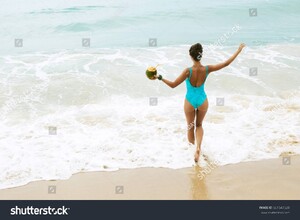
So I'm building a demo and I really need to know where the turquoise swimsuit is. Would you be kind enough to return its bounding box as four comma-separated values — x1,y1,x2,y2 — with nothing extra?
185,66,209,109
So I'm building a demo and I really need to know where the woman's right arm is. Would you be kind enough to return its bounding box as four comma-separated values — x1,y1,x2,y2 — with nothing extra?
208,43,245,73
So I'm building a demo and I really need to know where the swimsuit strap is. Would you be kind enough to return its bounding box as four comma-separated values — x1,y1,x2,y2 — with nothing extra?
188,67,192,80
205,66,209,78
189,66,208,81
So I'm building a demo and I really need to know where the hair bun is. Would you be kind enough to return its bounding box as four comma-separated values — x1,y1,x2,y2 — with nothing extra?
189,43,203,61
195,43,201,48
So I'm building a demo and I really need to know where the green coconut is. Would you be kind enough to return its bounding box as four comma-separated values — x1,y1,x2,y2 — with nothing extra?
146,67,157,80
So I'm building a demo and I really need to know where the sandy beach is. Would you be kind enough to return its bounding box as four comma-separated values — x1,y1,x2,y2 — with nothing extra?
0,155,299,200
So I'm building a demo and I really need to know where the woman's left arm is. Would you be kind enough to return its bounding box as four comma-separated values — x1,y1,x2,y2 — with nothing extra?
155,68,189,88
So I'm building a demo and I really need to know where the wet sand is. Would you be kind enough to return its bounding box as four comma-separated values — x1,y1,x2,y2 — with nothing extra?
0,156,299,200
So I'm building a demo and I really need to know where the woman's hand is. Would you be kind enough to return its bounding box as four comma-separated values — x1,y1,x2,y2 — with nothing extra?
238,43,246,52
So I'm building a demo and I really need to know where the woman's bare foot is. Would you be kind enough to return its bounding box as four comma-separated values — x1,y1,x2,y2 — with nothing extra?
194,149,200,163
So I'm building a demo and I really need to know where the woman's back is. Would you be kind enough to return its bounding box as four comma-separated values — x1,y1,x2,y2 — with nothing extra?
189,66,207,87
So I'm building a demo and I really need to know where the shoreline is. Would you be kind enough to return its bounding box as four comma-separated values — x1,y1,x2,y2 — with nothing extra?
0,156,299,200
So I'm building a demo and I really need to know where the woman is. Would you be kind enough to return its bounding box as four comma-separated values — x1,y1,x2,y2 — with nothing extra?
154,43,245,162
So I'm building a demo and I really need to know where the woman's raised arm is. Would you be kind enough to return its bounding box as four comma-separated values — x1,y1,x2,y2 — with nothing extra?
208,43,246,73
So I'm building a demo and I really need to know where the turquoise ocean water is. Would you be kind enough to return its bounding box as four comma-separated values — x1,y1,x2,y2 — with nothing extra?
0,0,299,53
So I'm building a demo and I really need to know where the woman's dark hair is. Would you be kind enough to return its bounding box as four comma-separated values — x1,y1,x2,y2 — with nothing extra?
189,43,203,61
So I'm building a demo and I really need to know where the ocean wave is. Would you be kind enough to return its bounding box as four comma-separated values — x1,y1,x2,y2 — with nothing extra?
28,6,120,15
0,44,299,189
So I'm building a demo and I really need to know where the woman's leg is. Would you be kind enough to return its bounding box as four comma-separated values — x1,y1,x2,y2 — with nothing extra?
184,99,196,144
194,99,208,162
